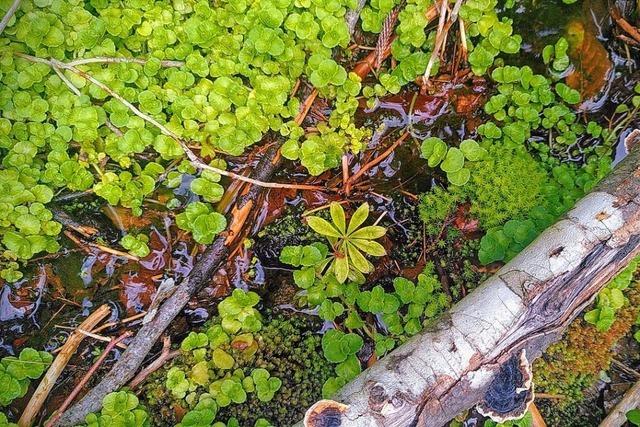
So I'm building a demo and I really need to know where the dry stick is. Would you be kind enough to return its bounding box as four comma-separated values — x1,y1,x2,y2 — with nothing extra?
92,311,147,334
423,0,449,80
530,403,548,427
423,0,465,82
346,131,410,188
0,0,21,34
15,53,323,192
611,6,640,45
128,336,181,390
63,230,139,261
45,332,132,427
18,305,111,427
342,154,351,195
600,379,640,427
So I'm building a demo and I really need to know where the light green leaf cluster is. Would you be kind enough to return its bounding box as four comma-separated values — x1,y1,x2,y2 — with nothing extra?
0,412,18,427
175,202,227,244
420,137,487,186
542,37,571,72
321,329,363,397
218,289,262,334
0,0,365,275
301,202,387,284
82,391,150,427
584,256,640,332
460,0,521,75
0,348,52,406
93,162,164,216
163,290,285,422
120,233,150,258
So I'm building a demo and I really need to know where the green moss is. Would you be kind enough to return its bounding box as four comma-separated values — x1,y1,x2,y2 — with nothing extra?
143,313,332,427
462,144,546,229
419,186,461,236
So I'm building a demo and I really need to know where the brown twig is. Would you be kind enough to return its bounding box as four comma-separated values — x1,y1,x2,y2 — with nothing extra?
530,403,547,427
611,6,640,45
18,305,111,427
129,336,181,389
92,311,147,334
45,331,132,427
63,230,139,261
342,154,351,195
346,131,410,188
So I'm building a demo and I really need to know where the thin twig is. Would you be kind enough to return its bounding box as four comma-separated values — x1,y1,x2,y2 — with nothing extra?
45,332,132,427
67,57,184,68
53,67,81,96
18,305,111,427
128,336,181,389
15,53,323,192
347,131,410,187
342,154,351,195
0,0,22,34
423,0,449,80
92,311,147,334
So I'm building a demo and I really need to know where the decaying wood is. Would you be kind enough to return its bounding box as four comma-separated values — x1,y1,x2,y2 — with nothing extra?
301,142,640,427
18,305,111,427
599,378,640,427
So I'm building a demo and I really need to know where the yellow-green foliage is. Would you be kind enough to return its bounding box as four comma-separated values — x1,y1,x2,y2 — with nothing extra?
462,144,547,229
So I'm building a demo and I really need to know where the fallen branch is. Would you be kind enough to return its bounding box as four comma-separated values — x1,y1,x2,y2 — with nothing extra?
15,53,323,192
600,378,640,427
301,141,640,426
128,336,181,390
18,305,111,427
45,332,132,427
53,146,279,426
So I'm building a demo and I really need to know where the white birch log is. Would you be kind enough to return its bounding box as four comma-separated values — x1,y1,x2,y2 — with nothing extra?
301,141,640,427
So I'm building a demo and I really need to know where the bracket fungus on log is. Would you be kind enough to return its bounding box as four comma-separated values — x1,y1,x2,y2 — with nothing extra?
304,400,349,427
476,350,534,423
297,136,640,427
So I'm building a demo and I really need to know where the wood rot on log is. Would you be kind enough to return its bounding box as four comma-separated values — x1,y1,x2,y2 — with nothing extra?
301,140,640,427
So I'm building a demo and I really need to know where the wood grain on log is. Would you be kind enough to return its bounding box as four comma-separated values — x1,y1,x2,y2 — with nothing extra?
302,143,640,427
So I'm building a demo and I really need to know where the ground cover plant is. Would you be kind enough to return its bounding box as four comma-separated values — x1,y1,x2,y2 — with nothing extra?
1,0,640,425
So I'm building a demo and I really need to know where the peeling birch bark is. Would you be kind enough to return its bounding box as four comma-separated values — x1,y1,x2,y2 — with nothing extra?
301,144,640,427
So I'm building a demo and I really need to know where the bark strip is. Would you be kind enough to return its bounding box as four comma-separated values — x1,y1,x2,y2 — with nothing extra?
301,144,640,427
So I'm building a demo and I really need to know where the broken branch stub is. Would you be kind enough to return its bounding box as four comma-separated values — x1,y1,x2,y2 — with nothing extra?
302,141,640,427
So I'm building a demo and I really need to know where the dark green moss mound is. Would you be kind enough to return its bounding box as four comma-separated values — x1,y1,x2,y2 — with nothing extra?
217,313,333,426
